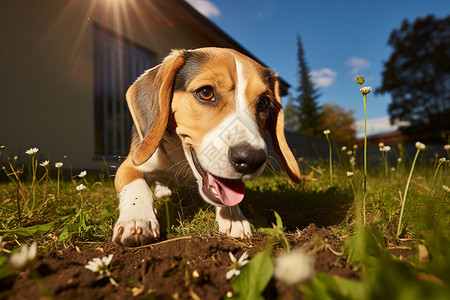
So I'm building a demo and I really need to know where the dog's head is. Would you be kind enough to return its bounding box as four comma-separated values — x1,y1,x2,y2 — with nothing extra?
126,47,301,206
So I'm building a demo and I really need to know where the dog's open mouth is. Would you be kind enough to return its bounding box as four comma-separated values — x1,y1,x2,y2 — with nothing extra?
190,147,245,206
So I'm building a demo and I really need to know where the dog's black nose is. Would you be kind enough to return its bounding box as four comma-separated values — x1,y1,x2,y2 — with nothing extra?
229,143,266,174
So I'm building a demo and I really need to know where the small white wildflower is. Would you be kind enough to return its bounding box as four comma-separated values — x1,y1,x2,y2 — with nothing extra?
323,130,330,135
353,144,358,150
391,167,396,172
383,146,391,152
78,171,87,178
360,86,371,95
274,249,315,286
25,148,39,155
9,242,37,270
415,142,426,151
347,150,353,156
442,185,450,192
444,145,450,151
0,146,5,151
397,158,402,163
347,171,354,178
350,157,356,166
85,254,113,275
55,162,63,168
39,160,49,167
378,142,385,148
438,157,447,164
341,146,347,151
76,184,87,191
226,252,249,280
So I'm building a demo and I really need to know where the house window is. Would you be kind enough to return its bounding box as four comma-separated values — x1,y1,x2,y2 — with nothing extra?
93,25,156,158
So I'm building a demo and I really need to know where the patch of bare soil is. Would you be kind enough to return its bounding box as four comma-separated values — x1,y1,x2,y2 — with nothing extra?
0,224,358,299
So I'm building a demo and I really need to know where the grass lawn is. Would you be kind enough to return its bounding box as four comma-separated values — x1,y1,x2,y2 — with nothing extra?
0,142,449,299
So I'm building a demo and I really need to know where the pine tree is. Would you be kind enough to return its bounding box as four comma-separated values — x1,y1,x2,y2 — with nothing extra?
294,35,322,137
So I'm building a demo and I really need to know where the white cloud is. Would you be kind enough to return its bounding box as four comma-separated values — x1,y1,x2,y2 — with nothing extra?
185,0,220,18
309,68,337,87
355,116,410,138
346,57,371,74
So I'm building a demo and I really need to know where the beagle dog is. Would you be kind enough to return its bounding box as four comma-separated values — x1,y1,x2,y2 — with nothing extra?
113,47,301,247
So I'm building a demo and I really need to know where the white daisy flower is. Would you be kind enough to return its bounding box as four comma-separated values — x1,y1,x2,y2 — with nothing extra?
39,160,49,167
360,86,371,95
25,148,39,155
9,242,37,270
55,162,63,168
85,254,113,275
415,142,426,150
78,171,87,178
76,184,87,191
274,249,315,286
226,252,249,280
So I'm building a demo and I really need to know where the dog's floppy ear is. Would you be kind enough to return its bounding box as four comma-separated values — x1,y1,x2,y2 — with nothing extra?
266,80,301,183
126,50,186,166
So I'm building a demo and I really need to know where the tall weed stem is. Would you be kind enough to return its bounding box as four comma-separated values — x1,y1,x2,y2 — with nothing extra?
397,144,423,236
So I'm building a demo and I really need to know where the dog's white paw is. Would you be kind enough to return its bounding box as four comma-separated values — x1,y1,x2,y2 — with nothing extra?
216,206,252,238
113,216,160,247
154,182,172,199
113,179,160,246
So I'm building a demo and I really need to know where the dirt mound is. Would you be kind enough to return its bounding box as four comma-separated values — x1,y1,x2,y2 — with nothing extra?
0,225,357,299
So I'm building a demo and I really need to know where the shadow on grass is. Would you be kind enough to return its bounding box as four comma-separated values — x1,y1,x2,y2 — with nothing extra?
241,183,353,231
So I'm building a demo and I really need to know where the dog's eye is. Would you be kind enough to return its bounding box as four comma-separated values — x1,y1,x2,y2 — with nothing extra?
196,86,215,102
257,96,271,113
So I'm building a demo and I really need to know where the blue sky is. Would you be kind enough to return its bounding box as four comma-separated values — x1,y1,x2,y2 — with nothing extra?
186,0,449,135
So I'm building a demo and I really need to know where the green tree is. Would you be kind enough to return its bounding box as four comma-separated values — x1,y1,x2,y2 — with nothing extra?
283,93,300,132
318,104,357,145
294,34,322,137
377,15,450,136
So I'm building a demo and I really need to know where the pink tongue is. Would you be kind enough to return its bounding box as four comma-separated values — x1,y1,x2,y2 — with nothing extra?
207,174,245,206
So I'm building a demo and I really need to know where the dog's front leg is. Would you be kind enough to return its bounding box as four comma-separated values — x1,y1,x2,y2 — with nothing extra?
113,158,159,246
216,205,252,238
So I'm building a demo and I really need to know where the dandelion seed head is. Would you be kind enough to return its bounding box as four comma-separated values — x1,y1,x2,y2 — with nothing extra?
415,142,426,150
274,249,315,286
